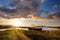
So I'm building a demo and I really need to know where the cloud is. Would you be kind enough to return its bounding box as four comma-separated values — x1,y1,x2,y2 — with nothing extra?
0,0,40,11
0,0,40,17
40,0,45,3
0,0,60,21
47,12,60,19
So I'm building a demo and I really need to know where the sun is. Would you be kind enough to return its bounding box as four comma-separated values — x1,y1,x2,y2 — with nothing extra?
10,18,23,27
12,20,21,26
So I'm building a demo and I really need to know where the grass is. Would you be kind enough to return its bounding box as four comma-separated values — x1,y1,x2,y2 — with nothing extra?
0,30,12,40
0,30,60,40
23,30,60,40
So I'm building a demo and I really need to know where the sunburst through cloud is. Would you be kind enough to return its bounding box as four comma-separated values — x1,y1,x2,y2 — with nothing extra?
0,0,60,40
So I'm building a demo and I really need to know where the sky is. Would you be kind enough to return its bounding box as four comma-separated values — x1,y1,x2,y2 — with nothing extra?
0,0,60,26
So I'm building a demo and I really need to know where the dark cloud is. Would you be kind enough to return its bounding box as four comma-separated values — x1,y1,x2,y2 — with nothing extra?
40,0,45,3
0,0,60,20
0,0,41,18
47,12,60,19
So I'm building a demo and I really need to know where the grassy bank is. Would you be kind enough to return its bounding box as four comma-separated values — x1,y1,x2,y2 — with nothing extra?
0,30,60,40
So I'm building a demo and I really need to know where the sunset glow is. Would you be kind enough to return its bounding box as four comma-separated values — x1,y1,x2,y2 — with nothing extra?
10,19,23,27
0,0,60,40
